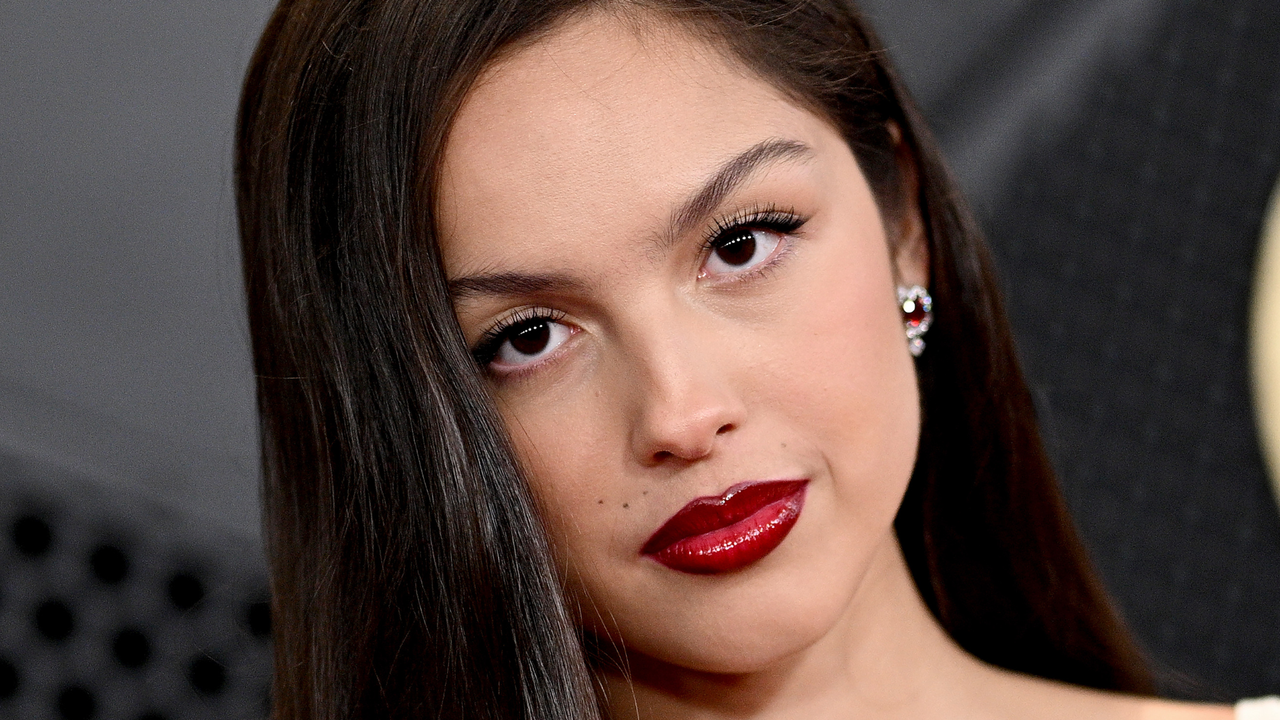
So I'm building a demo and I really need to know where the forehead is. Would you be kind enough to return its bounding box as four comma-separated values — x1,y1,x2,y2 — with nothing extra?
436,11,832,275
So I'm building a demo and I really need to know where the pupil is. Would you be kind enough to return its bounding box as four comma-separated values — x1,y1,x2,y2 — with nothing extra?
716,231,756,266
510,321,551,355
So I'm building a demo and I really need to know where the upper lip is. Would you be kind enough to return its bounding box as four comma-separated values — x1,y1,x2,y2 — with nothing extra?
641,479,810,555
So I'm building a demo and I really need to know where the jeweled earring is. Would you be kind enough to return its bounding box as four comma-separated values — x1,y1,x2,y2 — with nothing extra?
897,285,933,357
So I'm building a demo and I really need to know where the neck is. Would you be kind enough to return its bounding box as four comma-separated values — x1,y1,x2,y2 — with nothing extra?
594,536,991,720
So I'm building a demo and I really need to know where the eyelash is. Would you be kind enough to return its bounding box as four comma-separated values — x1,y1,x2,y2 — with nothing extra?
470,205,809,371
699,204,807,274
471,307,567,367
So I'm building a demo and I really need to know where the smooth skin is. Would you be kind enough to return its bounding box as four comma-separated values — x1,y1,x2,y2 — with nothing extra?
437,9,1233,720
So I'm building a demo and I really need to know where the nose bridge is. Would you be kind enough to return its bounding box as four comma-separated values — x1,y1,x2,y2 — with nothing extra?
622,300,743,465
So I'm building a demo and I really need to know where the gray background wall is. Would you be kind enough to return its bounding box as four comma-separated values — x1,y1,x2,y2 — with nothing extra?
3,0,1279,702
1,1,274,541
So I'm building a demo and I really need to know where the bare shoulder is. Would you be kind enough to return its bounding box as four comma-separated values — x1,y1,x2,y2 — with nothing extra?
973,663,1232,720
1134,698,1236,720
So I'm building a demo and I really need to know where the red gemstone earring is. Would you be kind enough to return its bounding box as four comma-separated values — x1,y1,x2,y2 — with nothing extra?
898,285,933,357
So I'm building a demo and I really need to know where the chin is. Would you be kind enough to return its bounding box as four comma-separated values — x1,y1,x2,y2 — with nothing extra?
584,533,879,676
661,617,838,676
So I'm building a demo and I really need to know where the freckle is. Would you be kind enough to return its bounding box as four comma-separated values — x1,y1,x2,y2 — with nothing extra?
643,491,648,495
781,442,787,448
598,500,604,504
623,503,629,509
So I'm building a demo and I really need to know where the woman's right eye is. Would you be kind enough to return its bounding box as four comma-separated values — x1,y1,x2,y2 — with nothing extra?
487,317,575,370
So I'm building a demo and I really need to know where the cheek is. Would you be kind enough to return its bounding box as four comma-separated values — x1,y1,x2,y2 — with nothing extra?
766,226,922,492
502,392,632,576
742,221,922,600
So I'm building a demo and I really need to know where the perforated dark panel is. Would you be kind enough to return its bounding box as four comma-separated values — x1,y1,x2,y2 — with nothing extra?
0,454,271,720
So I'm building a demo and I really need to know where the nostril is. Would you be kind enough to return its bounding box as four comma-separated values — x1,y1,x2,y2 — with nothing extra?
716,423,735,435
653,450,674,462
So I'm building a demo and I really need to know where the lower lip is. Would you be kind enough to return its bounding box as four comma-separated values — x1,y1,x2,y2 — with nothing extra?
642,481,808,575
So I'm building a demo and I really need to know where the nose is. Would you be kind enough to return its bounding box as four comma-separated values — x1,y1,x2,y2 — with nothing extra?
627,327,744,467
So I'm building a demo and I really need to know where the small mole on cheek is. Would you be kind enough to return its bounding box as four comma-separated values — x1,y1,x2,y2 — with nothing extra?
643,491,648,496
598,500,604,505
623,503,630,509
781,442,787,449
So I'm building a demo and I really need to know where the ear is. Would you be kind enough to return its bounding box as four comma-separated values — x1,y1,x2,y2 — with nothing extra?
885,122,930,289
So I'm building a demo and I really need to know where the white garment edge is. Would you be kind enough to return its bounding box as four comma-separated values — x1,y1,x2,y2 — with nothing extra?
1238,697,1280,720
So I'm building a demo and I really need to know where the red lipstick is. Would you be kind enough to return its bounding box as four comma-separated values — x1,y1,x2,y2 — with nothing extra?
641,479,808,574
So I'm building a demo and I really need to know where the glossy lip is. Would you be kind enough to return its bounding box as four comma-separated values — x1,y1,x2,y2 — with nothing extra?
641,479,809,575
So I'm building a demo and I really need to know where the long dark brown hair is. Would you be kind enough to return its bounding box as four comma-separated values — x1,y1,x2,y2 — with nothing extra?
235,1,1153,718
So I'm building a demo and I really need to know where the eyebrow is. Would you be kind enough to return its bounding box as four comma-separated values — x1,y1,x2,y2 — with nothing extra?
448,270,590,302
667,138,813,243
447,138,813,302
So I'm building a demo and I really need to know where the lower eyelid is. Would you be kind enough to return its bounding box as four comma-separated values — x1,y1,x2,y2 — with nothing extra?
750,240,793,276
488,323,579,377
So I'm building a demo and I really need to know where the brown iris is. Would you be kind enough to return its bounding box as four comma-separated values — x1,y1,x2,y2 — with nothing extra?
509,320,552,356
714,229,758,267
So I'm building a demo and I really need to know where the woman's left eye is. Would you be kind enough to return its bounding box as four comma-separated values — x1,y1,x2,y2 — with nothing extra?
702,226,784,277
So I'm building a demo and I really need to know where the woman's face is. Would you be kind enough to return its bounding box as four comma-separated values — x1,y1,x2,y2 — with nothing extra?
438,12,928,673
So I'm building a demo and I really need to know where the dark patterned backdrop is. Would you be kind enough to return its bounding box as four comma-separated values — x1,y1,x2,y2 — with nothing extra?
909,0,1280,698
